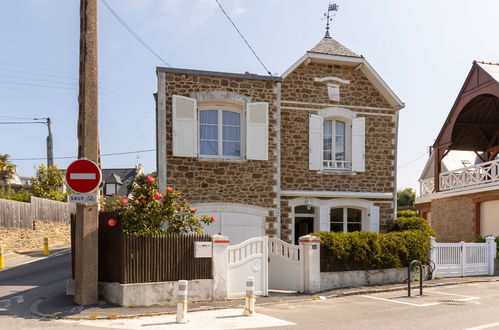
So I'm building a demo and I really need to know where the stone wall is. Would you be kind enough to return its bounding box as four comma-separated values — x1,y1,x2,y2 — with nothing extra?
160,71,279,235
0,221,70,252
430,190,499,242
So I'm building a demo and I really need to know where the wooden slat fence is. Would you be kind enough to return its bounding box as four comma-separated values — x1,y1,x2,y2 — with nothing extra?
72,212,213,284
0,196,75,229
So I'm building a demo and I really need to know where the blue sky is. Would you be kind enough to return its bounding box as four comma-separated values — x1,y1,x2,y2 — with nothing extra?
1,0,498,193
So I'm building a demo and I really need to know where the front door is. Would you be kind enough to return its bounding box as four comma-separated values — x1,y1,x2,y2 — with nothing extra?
294,205,316,244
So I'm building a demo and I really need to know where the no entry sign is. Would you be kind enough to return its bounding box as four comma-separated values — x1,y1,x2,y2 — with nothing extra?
65,159,102,193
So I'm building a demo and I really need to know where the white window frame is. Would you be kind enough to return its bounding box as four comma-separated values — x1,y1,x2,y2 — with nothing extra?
198,101,244,160
105,183,117,196
323,118,349,170
330,207,364,233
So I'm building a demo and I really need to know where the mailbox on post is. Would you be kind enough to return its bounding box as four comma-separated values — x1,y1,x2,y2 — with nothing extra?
194,242,213,258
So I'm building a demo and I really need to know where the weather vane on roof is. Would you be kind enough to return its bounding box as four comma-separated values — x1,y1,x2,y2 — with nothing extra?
323,3,339,38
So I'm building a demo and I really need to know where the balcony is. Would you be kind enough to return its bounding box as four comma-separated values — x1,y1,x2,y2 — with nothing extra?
323,160,350,170
419,158,499,197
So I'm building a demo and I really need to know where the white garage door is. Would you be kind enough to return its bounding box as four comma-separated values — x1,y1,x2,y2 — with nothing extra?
480,200,499,236
199,211,264,245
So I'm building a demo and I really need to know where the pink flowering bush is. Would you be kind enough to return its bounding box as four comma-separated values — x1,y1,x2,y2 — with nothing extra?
101,174,213,235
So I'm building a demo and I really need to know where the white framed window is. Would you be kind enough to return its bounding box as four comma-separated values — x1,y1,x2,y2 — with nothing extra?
105,183,117,196
330,207,363,233
199,108,242,158
172,95,268,161
323,119,348,170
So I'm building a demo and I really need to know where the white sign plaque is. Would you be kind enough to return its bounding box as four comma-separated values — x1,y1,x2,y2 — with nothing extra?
68,194,98,204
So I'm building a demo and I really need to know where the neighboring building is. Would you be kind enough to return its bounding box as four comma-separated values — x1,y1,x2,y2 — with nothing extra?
2,169,31,191
416,61,499,242
156,33,404,244
102,164,144,197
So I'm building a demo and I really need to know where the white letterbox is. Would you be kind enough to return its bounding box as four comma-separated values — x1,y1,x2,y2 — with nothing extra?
194,242,213,258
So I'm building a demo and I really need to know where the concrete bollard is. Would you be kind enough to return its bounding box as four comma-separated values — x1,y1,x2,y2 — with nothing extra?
243,277,255,316
0,244,4,269
176,280,188,324
43,236,49,256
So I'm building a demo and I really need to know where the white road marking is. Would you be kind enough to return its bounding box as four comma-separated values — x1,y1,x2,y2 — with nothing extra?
0,249,71,270
427,290,480,299
60,308,295,329
464,322,499,330
70,173,96,180
12,295,24,304
363,295,439,307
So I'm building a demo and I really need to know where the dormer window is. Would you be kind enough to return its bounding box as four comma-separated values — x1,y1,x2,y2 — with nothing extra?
105,183,117,196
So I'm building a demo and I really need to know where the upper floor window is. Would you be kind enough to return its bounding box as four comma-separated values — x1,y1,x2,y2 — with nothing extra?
323,119,347,169
200,109,241,158
171,95,269,161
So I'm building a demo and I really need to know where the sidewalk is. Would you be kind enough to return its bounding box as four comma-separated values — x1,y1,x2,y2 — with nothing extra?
34,275,499,320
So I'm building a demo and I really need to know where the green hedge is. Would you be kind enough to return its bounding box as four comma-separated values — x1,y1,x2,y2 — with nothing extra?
314,216,435,272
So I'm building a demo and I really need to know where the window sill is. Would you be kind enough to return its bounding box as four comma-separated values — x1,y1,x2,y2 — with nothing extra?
198,157,247,163
319,169,357,176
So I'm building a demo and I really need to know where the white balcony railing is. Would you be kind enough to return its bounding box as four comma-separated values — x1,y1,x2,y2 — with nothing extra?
437,158,499,192
419,178,435,197
323,160,350,170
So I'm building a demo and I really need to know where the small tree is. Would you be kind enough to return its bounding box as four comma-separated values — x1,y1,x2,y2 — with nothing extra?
103,174,214,235
31,164,67,201
0,154,16,185
397,187,416,208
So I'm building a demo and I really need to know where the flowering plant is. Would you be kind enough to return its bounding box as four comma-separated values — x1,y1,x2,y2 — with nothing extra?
101,174,213,235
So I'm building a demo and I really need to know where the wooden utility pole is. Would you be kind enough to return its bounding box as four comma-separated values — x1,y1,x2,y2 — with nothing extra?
75,0,100,306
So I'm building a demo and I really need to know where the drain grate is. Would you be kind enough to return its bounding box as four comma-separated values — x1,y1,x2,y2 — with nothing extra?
438,299,465,305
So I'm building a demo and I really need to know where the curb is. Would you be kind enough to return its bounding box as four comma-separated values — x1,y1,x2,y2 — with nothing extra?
33,277,499,321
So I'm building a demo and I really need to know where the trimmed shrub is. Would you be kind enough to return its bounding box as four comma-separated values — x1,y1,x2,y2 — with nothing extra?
314,216,435,272
396,209,417,218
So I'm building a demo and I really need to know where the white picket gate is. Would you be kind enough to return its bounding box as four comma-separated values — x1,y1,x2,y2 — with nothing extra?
268,237,303,292
227,236,268,298
431,237,496,278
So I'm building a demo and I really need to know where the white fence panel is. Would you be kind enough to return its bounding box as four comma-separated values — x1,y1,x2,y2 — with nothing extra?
431,237,496,278
227,236,268,298
268,238,303,292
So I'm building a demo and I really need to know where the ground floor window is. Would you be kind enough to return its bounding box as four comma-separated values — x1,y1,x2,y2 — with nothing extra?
330,207,362,233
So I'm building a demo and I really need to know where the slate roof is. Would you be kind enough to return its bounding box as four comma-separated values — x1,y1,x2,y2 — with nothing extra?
476,61,499,82
308,37,359,58
102,168,139,197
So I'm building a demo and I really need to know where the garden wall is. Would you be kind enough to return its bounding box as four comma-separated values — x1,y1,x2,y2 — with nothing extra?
0,221,70,252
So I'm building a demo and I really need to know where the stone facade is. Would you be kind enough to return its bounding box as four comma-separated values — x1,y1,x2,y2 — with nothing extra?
422,190,499,242
160,71,280,235
0,221,70,253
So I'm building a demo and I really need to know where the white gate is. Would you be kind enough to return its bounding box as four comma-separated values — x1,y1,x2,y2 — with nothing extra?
431,238,495,278
268,238,303,292
227,236,268,298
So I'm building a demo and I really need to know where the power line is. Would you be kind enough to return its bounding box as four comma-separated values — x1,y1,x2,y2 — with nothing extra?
0,80,78,90
397,151,428,169
0,115,41,120
100,0,171,67
214,0,272,76
10,148,156,161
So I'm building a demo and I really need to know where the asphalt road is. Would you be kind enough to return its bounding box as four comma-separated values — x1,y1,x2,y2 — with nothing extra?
0,249,96,330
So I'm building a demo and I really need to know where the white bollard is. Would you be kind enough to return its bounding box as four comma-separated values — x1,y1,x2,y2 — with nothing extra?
176,280,188,324
243,277,255,316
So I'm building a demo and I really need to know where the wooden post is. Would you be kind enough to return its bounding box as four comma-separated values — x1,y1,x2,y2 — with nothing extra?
433,147,442,193
74,0,100,306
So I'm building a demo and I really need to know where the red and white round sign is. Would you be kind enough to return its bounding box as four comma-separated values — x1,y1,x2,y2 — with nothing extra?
65,159,102,193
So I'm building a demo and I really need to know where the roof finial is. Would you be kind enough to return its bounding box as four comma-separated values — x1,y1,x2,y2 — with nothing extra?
323,3,339,38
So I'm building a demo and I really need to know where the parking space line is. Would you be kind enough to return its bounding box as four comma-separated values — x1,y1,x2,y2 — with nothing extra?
427,290,480,299
464,322,499,330
362,295,439,307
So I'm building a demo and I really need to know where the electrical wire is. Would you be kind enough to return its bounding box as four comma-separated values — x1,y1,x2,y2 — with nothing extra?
10,149,156,161
397,151,428,169
214,0,272,76
100,0,171,67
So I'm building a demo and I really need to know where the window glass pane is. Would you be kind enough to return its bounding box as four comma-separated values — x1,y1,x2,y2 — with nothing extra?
200,110,218,124
347,223,362,232
323,150,332,161
222,141,240,156
200,125,218,139
105,184,116,196
347,208,362,223
330,222,343,232
295,205,315,214
335,121,345,161
223,126,240,141
330,208,343,222
335,121,345,136
223,111,240,126
323,120,332,136
200,141,218,155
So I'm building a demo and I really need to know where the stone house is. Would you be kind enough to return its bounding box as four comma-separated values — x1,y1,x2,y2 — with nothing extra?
416,61,499,242
156,34,404,244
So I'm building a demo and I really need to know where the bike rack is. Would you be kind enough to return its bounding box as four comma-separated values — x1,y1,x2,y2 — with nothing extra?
408,260,423,297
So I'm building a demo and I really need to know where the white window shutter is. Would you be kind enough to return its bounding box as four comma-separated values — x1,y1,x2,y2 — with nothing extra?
319,205,330,232
246,102,268,160
351,117,365,172
172,95,197,157
309,114,323,170
368,206,380,232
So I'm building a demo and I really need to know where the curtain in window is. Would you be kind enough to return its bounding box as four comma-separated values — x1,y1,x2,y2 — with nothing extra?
200,110,218,155
222,111,240,156
323,120,333,161
335,121,345,160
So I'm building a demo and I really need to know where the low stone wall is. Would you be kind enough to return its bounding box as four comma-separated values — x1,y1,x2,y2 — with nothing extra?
0,221,70,252
67,279,218,307
320,267,424,291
